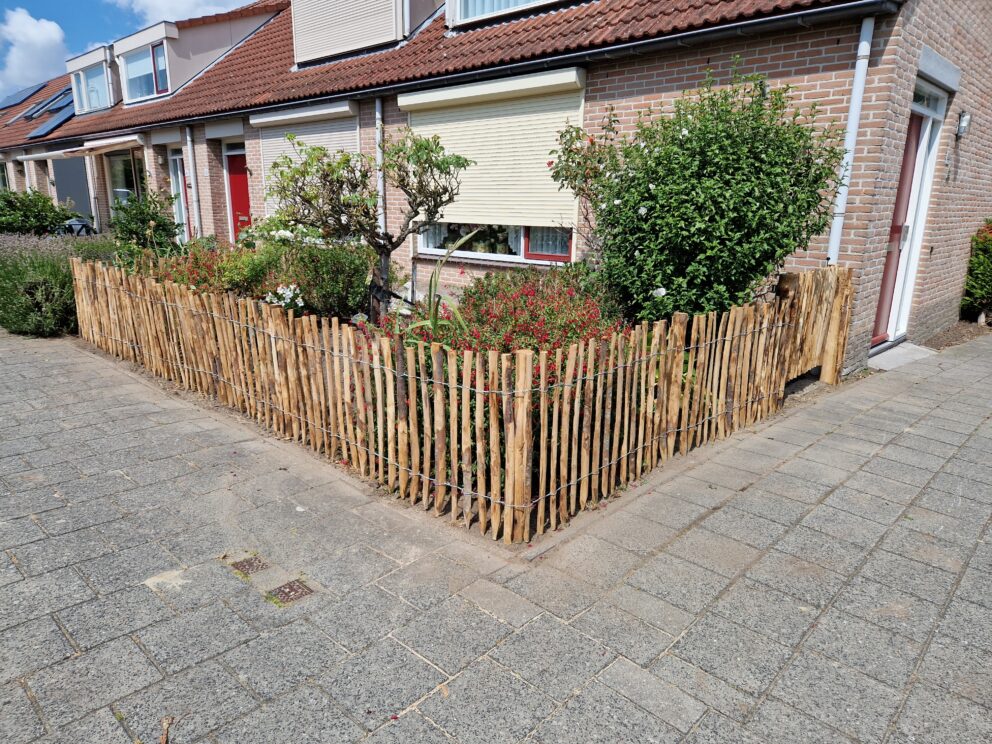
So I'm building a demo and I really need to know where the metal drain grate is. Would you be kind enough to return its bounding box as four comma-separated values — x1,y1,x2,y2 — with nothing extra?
268,579,313,605
231,556,269,575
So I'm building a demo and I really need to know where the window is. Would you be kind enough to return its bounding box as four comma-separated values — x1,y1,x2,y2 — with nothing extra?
420,222,572,262
122,42,169,101
0,163,9,191
107,151,143,208
456,0,558,24
72,64,110,113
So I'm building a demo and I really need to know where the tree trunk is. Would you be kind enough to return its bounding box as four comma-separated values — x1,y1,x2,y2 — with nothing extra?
370,250,391,322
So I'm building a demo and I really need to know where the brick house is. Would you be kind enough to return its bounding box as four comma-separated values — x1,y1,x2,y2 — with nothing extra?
0,0,988,371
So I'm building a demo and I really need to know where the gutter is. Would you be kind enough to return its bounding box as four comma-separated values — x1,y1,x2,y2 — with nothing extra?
827,16,876,264
17,0,900,151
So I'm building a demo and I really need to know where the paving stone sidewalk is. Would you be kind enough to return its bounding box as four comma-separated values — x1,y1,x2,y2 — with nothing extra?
1,328,991,744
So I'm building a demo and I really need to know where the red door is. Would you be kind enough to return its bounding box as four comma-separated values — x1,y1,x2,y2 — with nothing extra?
226,154,252,241
871,114,924,345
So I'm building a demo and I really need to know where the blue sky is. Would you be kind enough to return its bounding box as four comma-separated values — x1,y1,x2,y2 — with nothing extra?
0,1,247,95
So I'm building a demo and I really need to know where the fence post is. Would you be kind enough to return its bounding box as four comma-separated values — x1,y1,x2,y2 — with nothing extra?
819,268,853,385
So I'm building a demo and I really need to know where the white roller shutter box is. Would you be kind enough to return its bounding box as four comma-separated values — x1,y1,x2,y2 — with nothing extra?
259,117,359,215
410,91,582,228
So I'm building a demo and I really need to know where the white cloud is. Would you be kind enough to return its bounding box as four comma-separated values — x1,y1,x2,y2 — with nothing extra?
0,8,69,97
110,0,249,26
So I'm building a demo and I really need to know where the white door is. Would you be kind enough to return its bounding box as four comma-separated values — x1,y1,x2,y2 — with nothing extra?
168,149,189,242
886,80,947,341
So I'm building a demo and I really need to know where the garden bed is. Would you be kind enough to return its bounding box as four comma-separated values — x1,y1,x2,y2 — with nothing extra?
71,259,852,543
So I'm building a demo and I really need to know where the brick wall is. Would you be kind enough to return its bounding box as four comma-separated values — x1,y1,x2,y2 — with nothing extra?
9,160,26,192
244,120,266,224
87,155,112,232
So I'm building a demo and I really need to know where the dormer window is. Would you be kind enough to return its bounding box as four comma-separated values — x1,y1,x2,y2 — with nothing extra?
71,64,111,113
122,42,169,102
451,0,560,25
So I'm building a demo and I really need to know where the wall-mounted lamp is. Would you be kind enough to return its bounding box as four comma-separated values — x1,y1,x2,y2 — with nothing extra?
956,111,972,140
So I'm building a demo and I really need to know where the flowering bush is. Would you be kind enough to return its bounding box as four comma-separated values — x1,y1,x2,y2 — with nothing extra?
265,283,305,310
552,71,844,320
962,219,992,322
385,263,622,352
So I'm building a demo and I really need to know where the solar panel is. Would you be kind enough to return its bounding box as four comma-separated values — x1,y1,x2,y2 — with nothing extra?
0,82,45,110
27,106,75,139
26,87,72,119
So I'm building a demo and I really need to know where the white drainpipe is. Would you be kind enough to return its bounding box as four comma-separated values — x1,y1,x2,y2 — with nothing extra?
827,16,875,264
184,126,203,238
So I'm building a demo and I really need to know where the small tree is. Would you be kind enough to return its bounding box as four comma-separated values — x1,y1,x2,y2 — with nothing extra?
551,72,844,320
962,220,992,324
268,130,472,319
0,189,78,235
109,190,182,253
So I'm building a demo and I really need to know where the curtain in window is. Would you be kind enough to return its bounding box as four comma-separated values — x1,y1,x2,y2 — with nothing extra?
124,50,154,100
460,0,541,20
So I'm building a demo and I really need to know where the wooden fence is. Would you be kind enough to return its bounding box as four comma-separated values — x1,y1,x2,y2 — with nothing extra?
71,259,853,543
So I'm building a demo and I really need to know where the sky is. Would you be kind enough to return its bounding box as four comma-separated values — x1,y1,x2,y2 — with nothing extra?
0,0,248,96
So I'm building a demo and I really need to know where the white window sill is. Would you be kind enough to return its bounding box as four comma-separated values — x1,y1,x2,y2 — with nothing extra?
416,248,569,266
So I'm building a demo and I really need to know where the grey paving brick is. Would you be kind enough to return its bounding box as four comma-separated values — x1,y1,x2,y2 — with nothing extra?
701,506,788,548
799,503,890,548
310,585,417,652
772,651,902,742
683,711,766,744
599,657,706,733
805,608,922,688
0,567,94,631
458,578,542,628
685,461,758,492
774,525,867,575
52,471,134,503
900,505,979,547
893,683,992,744
711,579,817,647
11,527,113,576
76,541,179,594
364,712,451,743
116,661,257,744
672,613,792,695
34,499,124,536
57,585,174,649
879,443,948,473
0,486,66,519
319,637,445,730
753,472,832,504
651,655,754,722
138,602,255,674
746,699,849,744
305,543,399,597
732,488,809,525
144,561,249,612
824,486,905,524
0,681,44,744
834,576,942,643
859,550,958,604
920,635,992,707
531,681,680,744
843,470,921,503
746,550,845,608
571,602,673,666
489,614,615,702
627,553,731,614
214,684,363,744
0,516,45,549
28,637,161,728
35,708,132,744
862,457,935,488
224,619,346,699
419,657,555,744
375,554,477,610
0,615,73,684
626,492,711,529
503,565,603,620
393,595,511,674
606,584,694,636
880,526,969,573
543,534,642,589
667,529,761,578
939,598,992,653
581,510,678,554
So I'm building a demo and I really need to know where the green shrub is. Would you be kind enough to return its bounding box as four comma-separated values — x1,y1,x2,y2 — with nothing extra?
0,238,76,336
962,220,992,321
0,190,78,235
552,72,844,320
290,239,374,318
109,191,182,256
387,262,621,352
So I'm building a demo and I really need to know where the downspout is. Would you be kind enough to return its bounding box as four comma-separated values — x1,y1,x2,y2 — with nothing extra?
184,126,203,238
827,16,875,264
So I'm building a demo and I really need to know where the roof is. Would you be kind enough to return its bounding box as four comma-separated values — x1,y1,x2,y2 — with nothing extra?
176,0,290,29
0,75,73,152
1,0,885,151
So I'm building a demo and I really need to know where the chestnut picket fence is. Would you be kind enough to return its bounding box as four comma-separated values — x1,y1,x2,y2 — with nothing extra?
71,259,853,543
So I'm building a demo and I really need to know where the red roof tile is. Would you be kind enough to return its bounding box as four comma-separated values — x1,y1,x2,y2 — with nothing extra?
3,0,878,150
0,75,72,151
176,0,290,29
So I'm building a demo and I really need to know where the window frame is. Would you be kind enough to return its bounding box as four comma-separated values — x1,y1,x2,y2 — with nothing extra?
418,222,573,265
450,0,564,27
120,42,171,103
0,162,9,191
72,63,111,114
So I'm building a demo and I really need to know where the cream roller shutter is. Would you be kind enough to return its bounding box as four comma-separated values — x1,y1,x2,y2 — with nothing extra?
410,91,581,227
259,116,359,216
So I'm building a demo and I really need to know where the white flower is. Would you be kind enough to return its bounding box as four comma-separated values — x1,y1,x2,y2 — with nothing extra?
613,199,622,205
273,229,293,240
634,250,641,258
638,206,648,217
681,128,689,138
648,183,656,191
341,215,349,224
652,286,667,298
